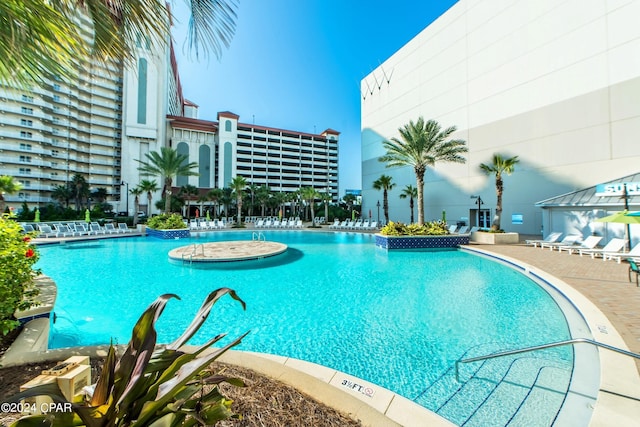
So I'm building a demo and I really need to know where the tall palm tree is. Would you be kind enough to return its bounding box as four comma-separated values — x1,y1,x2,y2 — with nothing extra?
71,174,88,211
320,192,332,223
138,179,159,216
372,175,395,224
229,176,247,224
136,147,199,214
399,184,418,224
247,183,259,216
256,186,271,217
180,184,199,219
300,187,319,226
0,175,22,214
130,187,144,227
479,153,520,231
1,0,238,87
379,117,468,225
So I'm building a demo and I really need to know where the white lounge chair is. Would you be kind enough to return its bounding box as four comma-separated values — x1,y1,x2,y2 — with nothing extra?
294,219,302,228
368,221,378,230
526,232,562,248
541,234,580,250
603,243,640,264
557,235,602,254
448,225,457,233
117,223,131,233
329,219,340,229
53,224,74,237
457,226,469,234
103,223,120,234
89,223,106,235
578,238,626,260
38,224,56,238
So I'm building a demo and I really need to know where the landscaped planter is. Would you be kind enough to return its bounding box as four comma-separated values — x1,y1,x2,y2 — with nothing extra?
470,231,519,245
146,227,190,239
375,234,469,250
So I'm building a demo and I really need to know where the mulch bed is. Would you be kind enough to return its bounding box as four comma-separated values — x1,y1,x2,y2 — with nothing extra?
0,340,362,427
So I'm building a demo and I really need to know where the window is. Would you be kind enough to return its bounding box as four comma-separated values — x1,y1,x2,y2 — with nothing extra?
20,131,33,139
20,119,33,127
19,168,31,175
21,95,34,103
51,162,58,167
53,83,61,91
18,180,31,187
225,120,232,132
137,58,148,124
19,155,32,163
18,192,30,200
52,150,59,156
21,107,34,115
19,143,32,150
53,95,60,102
52,117,60,124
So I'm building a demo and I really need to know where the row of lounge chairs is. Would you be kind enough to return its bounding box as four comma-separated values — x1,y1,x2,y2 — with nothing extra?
255,218,302,228
188,219,231,231
328,219,378,230
526,232,640,263
21,222,134,238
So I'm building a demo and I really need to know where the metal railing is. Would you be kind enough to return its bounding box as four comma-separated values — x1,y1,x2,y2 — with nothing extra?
455,337,640,381
252,231,266,242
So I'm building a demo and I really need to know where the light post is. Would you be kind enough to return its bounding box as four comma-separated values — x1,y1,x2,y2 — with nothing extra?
121,181,129,215
470,195,483,227
622,183,631,250
376,200,380,224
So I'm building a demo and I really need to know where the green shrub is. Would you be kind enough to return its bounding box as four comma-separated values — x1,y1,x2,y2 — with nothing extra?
147,213,186,230
7,288,248,426
0,215,40,335
380,220,449,236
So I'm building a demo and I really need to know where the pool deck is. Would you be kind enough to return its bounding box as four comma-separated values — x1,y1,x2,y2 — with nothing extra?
20,226,640,425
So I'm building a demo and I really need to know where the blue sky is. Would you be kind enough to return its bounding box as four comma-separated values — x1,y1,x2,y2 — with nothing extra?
171,0,457,196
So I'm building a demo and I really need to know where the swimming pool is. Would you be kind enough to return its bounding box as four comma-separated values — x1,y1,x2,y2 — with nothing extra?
37,231,577,425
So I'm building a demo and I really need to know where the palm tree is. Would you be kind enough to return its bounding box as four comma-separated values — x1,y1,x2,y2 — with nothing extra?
220,188,233,219
2,0,238,87
130,187,144,227
479,153,520,231
320,192,332,223
256,186,271,217
207,188,223,218
138,179,159,216
0,175,22,213
247,183,259,216
399,184,418,224
372,175,395,224
136,147,199,214
229,176,247,225
71,174,88,211
51,184,72,208
180,184,199,219
379,117,468,225
300,187,319,226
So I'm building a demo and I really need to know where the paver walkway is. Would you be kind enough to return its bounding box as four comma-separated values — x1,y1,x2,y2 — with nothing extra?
478,242,640,371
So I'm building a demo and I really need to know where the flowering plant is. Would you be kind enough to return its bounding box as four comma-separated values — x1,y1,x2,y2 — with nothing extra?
0,214,40,335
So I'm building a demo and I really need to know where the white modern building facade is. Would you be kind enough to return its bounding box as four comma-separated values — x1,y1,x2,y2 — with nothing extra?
361,0,640,235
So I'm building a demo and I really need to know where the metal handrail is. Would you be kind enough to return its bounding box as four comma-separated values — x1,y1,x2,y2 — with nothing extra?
455,337,640,381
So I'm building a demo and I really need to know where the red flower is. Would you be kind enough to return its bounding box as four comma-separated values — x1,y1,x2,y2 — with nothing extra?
25,248,35,258
23,236,31,242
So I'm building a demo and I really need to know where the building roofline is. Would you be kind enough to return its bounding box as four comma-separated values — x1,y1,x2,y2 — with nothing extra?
167,115,217,132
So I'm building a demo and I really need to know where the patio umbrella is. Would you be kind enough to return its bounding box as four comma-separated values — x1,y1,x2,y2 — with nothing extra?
206,211,210,221
34,208,40,222
85,209,91,223
595,210,640,249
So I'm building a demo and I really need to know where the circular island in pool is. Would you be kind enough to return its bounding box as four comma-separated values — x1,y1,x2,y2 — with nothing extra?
168,240,288,263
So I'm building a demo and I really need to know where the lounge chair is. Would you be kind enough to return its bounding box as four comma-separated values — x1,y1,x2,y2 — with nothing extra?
368,221,378,230
38,224,57,238
557,235,602,254
457,226,469,234
89,223,106,235
541,234,580,250
578,238,626,260
294,219,302,228
117,223,131,233
448,225,457,233
603,243,640,264
21,223,36,233
469,226,480,233
103,223,120,234
329,219,340,229
526,232,562,248
628,258,639,286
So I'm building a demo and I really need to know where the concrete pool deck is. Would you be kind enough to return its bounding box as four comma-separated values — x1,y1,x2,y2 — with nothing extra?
17,227,640,425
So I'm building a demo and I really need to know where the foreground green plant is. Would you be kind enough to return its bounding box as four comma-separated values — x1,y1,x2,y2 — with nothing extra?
0,214,40,335
146,213,186,230
380,220,449,236
6,288,249,426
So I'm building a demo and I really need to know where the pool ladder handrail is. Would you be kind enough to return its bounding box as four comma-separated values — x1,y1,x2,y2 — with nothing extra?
252,231,266,242
455,337,640,381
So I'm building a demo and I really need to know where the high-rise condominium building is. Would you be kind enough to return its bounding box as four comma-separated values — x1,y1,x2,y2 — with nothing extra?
1,13,339,214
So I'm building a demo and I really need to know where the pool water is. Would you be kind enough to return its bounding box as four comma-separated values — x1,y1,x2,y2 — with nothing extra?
37,231,573,421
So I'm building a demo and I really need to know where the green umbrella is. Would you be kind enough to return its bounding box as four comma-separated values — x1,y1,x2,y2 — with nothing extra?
595,210,640,249
34,208,40,222
85,208,91,223
206,211,211,221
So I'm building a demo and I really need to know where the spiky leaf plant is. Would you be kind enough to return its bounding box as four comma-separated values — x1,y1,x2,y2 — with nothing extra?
5,288,248,426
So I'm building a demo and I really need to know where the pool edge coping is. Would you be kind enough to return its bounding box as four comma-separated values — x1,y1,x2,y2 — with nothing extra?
462,245,640,426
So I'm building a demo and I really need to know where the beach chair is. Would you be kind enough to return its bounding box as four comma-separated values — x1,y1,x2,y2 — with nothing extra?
541,234,580,250
329,219,340,229
103,223,120,234
448,225,457,233
628,259,640,286
578,238,626,260
557,235,602,254
21,223,36,233
117,223,131,233
89,222,106,235
368,221,378,230
37,224,57,238
469,226,480,233
526,232,562,248
603,243,640,264
53,224,75,237
359,220,369,230
294,219,303,228
457,226,469,234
